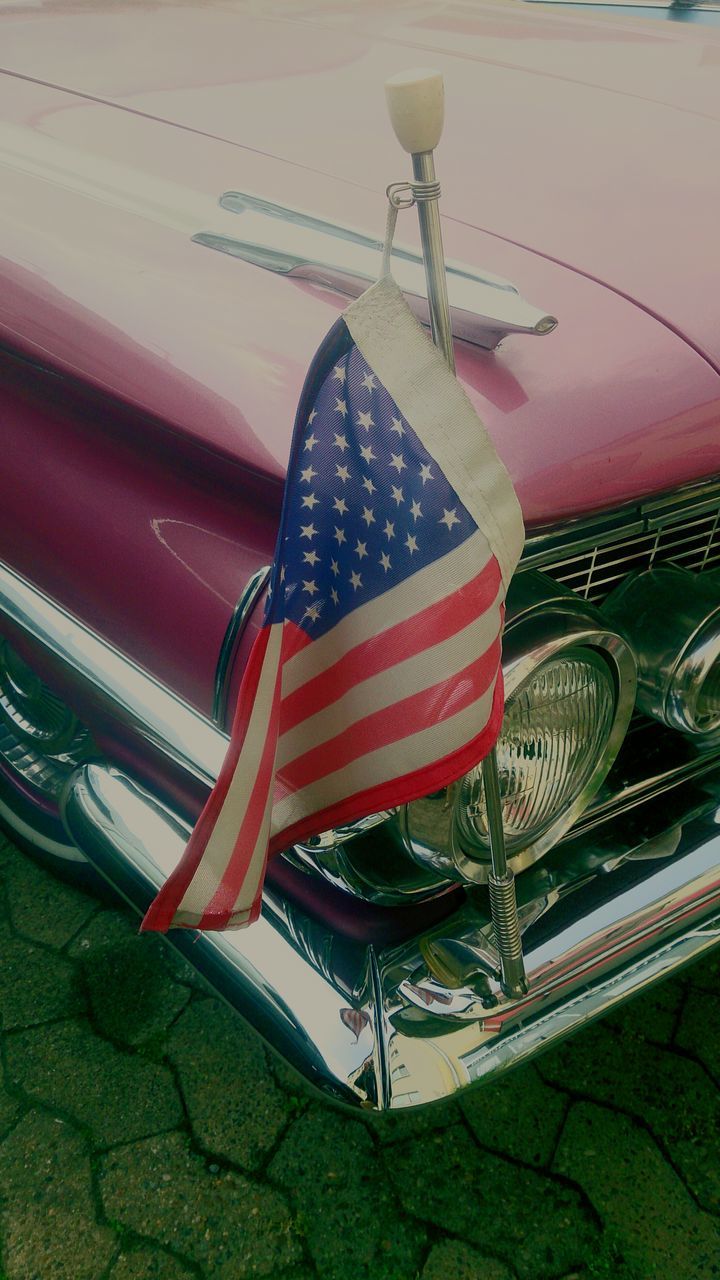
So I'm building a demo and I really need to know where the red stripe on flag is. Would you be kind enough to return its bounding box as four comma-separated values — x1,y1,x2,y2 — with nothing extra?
281,618,314,662
277,633,502,796
269,667,506,856
140,626,272,932
281,557,501,733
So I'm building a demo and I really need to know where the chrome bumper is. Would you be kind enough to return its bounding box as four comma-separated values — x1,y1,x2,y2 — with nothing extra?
62,761,720,1111
4,555,720,1108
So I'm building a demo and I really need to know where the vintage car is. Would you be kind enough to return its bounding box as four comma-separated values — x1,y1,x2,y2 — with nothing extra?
1,0,720,1111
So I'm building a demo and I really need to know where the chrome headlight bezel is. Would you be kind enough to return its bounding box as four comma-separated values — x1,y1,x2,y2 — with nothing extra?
604,566,720,736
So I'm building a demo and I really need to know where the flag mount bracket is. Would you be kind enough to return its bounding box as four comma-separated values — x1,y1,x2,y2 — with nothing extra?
386,180,441,210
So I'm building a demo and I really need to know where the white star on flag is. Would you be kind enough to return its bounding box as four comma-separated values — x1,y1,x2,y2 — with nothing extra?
440,507,461,531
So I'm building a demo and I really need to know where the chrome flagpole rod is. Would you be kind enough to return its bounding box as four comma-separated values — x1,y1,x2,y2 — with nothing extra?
385,69,527,999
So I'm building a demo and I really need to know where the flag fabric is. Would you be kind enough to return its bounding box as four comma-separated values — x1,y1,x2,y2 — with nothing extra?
142,275,524,933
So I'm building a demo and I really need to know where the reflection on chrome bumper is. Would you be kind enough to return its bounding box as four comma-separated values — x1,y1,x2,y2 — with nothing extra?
62,762,720,1111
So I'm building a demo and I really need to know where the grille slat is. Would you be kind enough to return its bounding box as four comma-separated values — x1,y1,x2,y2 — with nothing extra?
533,504,720,604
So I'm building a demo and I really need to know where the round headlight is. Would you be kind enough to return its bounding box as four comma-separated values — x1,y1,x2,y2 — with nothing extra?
399,573,636,884
457,647,617,854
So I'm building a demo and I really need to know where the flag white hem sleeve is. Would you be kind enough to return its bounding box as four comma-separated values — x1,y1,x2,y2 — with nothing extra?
343,276,525,589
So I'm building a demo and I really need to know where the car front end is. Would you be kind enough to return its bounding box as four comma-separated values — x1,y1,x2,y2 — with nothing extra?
1,0,720,1108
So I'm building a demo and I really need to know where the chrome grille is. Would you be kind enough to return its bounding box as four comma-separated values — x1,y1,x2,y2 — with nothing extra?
522,485,720,605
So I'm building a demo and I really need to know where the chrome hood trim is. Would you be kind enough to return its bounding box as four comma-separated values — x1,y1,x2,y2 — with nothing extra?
193,191,557,352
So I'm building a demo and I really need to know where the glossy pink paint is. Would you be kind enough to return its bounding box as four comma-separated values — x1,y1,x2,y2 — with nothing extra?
0,0,719,724
3,0,720,364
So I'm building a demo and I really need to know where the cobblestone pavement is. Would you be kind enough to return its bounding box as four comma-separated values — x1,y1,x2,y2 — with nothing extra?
0,832,719,1280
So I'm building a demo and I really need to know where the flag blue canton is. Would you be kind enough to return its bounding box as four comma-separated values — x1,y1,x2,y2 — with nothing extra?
266,333,476,639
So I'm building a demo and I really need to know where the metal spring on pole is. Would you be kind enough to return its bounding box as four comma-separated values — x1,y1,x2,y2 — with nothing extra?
386,179,441,209
488,870,528,998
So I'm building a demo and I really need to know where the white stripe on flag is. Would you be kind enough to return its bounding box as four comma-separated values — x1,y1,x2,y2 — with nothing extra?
225,782,276,925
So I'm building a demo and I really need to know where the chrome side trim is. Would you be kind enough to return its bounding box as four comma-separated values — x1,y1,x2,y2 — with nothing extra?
192,191,557,351
62,761,720,1109
212,565,271,726
0,561,227,788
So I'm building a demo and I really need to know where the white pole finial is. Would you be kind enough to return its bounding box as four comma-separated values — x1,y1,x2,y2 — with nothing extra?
384,68,453,368
384,68,444,155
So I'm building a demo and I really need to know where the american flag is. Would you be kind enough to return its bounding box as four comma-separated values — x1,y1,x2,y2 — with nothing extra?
142,277,524,932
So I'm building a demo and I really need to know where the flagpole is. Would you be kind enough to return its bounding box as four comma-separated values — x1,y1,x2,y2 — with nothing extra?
385,69,527,999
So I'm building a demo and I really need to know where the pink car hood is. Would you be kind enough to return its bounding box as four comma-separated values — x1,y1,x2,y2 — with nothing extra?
1,0,720,526
4,0,720,367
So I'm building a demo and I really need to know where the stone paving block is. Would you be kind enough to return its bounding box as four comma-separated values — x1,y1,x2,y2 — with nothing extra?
0,931,82,1030
81,935,191,1048
422,1239,514,1280
539,1022,720,1212
676,988,720,1084
166,999,293,1172
387,1123,598,1280
159,941,217,994
684,949,720,995
0,1063,20,1140
0,833,15,868
67,906,139,958
268,1104,427,1280
100,1131,301,1278
4,1019,183,1148
365,1096,461,1147
0,1111,115,1280
1,848,96,948
554,1102,720,1279
69,909,214,993
602,975,685,1045
461,1064,567,1168
108,1244,197,1279
268,1050,314,1098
